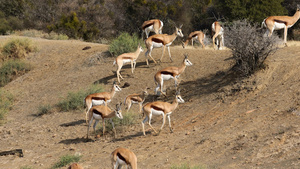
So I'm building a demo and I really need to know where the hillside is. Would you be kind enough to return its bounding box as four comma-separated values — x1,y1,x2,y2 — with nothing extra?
0,36,299,169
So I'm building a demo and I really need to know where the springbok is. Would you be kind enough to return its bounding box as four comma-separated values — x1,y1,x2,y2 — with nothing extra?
154,55,192,96
182,31,206,48
212,21,224,50
142,90,184,135
86,103,123,139
142,19,163,38
262,4,300,46
84,82,121,123
113,44,144,83
111,147,137,169
144,25,184,65
124,89,148,113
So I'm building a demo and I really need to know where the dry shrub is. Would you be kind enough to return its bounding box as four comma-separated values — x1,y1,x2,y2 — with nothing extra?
1,38,37,61
225,20,281,76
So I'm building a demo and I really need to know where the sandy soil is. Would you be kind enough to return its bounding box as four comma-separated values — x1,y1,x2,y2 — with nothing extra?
0,36,299,169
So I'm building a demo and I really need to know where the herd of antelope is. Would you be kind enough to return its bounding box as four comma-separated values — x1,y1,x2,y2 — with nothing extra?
80,5,300,168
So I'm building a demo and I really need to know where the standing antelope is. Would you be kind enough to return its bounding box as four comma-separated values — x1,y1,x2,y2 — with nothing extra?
182,31,206,49
86,103,123,139
124,89,148,113
113,44,144,83
142,90,184,135
262,4,300,46
111,147,137,169
212,21,224,50
154,55,192,96
84,82,121,123
145,25,184,65
142,19,163,38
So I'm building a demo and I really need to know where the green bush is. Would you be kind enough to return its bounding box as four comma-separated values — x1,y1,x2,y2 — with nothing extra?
56,84,103,112
36,104,52,116
51,154,81,169
108,32,141,57
0,90,14,124
1,38,37,61
0,59,32,87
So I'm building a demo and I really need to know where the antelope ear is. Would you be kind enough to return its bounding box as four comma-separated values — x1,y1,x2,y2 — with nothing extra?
113,81,116,85
184,54,188,59
176,89,181,95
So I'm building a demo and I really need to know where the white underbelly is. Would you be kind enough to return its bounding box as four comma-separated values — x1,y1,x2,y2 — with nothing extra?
131,100,139,104
192,36,198,41
274,22,288,30
161,74,173,81
122,59,131,64
92,99,110,106
145,26,154,32
151,109,164,116
116,157,127,166
153,42,164,48
93,113,103,120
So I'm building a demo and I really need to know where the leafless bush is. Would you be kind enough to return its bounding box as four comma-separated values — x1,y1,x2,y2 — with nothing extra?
225,20,281,76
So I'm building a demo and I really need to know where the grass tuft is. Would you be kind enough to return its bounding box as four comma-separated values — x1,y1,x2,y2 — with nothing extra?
171,163,206,169
0,59,32,87
56,84,103,112
51,154,81,169
0,90,14,124
1,38,37,61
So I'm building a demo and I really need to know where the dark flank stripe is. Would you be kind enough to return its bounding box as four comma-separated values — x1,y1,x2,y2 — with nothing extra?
92,97,105,101
131,97,141,102
161,71,174,76
274,19,287,25
152,38,166,45
92,109,103,117
122,57,133,60
117,153,129,164
192,34,198,38
142,22,153,29
151,105,164,111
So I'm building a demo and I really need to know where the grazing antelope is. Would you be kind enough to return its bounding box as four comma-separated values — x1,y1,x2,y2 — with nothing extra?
142,19,163,38
84,82,121,123
182,31,206,48
145,25,184,65
124,89,148,113
262,4,300,46
111,147,137,169
113,44,144,83
142,90,184,135
154,55,192,96
212,21,224,50
86,103,123,139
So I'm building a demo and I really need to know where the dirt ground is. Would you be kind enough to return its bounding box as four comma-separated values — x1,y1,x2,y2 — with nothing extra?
0,36,299,169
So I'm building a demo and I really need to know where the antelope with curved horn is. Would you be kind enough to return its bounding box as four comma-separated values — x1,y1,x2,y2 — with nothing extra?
142,90,184,135
86,103,123,139
145,24,184,65
111,147,137,169
124,89,149,113
142,19,163,39
113,44,144,83
212,21,224,50
84,82,121,123
154,54,192,96
182,31,206,49
262,4,300,46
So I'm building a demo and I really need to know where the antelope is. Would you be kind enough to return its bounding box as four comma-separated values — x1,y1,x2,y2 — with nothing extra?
86,103,123,139
212,21,224,50
111,147,137,169
142,19,163,39
84,82,121,123
142,90,184,135
68,163,84,169
262,4,300,46
124,89,148,113
182,31,206,48
144,25,184,65
113,44,144,83
154,55,192,96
